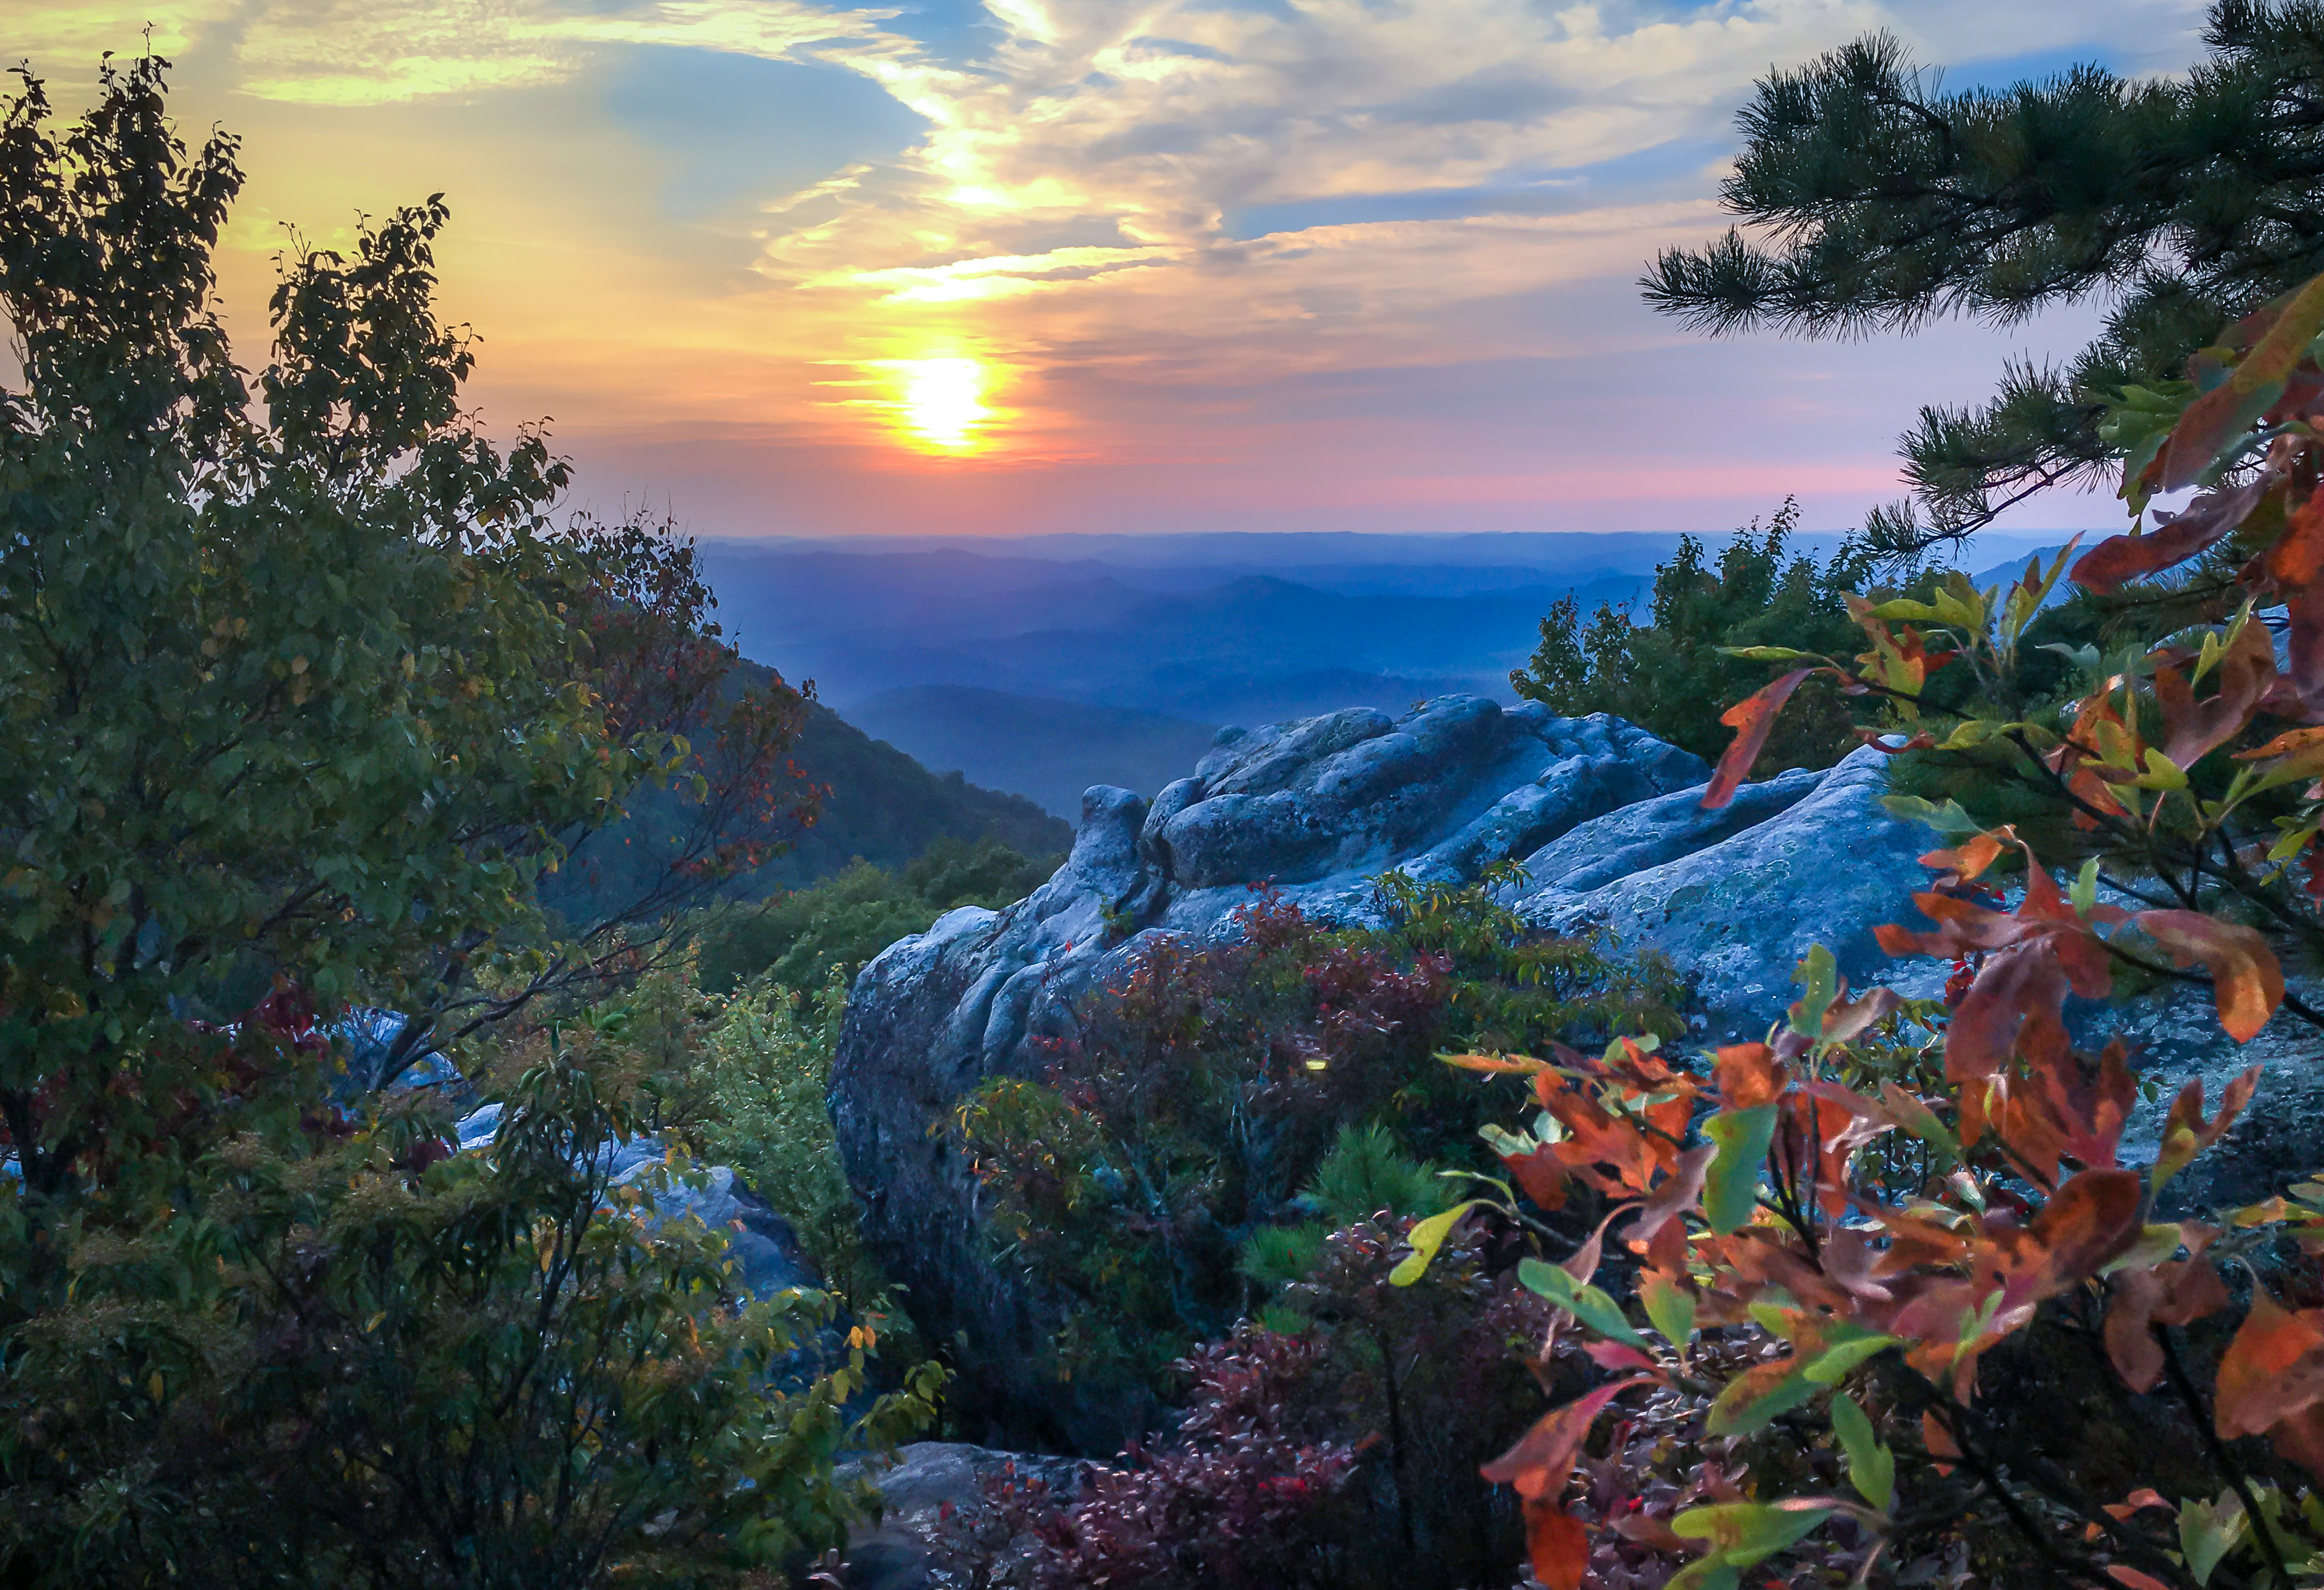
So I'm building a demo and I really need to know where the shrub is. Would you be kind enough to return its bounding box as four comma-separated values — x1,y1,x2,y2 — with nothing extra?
695,837,1060,994
1512,499,1872,776
952,885,1678,1421
946,1324,1363,1590
0,1005,940,1588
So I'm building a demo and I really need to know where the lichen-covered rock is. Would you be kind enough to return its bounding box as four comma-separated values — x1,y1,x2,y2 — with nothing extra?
1518,744,1945,1030
826,693,2324,1457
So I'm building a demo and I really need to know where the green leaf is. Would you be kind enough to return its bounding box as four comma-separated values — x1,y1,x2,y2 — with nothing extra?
1641,1269,1697,1349
1703,1105,1778,1236
1879,794,1984,839
2180,1492,2250,1587
1801,1332,1898,1385
1663,1562,1742,1590
1718,644,1816,662
1829,1392,1895,1510
1671,1500,1836,1566
1516,1257,1650,1350
1389,1200,1477,1286
1790,944,1838,1038
2071,858,2100,915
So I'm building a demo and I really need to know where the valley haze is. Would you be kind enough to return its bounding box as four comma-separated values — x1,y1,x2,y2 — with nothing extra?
702,528,2076,820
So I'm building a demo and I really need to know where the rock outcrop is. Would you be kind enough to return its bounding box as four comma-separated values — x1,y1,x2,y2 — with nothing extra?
828,696,1942,1444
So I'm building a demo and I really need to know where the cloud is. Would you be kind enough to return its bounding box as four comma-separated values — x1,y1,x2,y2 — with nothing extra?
725,0,2202,459
227,0,905,106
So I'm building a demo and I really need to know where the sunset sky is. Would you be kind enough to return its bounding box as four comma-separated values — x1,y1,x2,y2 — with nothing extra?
11,1,2215,541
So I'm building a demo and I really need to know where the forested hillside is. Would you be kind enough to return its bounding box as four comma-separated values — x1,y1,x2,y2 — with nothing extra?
542,664,1069,926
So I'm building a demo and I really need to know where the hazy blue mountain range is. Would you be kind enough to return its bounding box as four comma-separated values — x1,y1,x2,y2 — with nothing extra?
697,542,1649,724
849,686,1221,821
697,530,2087,819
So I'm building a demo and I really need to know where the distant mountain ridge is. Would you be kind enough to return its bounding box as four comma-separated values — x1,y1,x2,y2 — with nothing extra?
849,686,1221,821
698,544,1642,728
693,530,2095,823
544,667,1071,923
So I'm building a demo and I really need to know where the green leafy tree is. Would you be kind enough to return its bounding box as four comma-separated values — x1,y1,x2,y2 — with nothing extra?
6,1024,939,1588
1642,2,2324,556
1511,500,1871,772
0,57,911,1587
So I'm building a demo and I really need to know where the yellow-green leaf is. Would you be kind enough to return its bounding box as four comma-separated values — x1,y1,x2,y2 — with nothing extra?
1641,1269,1697,1349
1389,1200,1478,1287
1703,1105,1778,1235
1830,1392,1895,1511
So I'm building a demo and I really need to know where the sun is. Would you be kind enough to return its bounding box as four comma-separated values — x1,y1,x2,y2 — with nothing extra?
896,357,990,452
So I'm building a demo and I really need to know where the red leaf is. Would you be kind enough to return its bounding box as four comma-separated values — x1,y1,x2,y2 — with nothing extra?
2134,911,2284,1041
2265,492,2324,710
2153,617,2275,769
2030,1168,2146,1284
1582,1339,1659,1372
2105,1259,2230,1393
2108,1569,2175,1590
1480,1377,1639,1498
1523,1503,1591,1590
1945,941,2075,1085
1502,1144,1570,1212
1702,668,1814,810
2073,477,2268,592
2158,269,2324,491
1623,1141,1716,1247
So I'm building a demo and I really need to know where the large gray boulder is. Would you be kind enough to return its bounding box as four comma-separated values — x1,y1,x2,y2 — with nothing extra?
827,697,1949,1445
1516,743,1946,1026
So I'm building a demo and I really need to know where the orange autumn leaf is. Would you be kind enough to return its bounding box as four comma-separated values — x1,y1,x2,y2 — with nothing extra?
1481,1376,1640,1501
1702,667,1814,810
2214,1288,2324,1448
1524,1505,1590,1590
2134,911,2283,1040
1713,1042,1786,1108
2152,1068,2261,1191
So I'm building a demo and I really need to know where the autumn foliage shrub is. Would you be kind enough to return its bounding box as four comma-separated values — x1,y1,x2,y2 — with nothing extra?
951,886,1679,1397
946,1324,1362,1590
1389,265,2324,1590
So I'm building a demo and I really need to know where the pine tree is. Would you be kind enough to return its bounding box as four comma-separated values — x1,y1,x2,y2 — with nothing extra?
1643,1,2324,557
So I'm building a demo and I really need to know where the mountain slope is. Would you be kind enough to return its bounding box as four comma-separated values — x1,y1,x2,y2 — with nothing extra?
774,698,1070,886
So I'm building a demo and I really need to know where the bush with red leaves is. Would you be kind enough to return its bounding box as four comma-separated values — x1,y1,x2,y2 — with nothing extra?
946,1324,1362,1590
